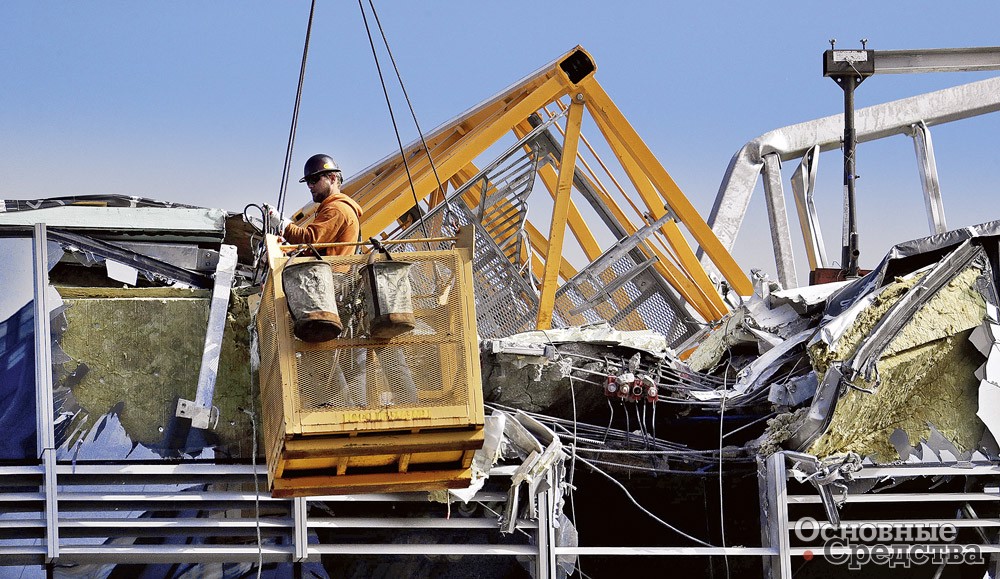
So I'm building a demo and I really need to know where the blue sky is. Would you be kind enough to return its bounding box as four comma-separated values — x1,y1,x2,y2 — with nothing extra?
2,1,999,281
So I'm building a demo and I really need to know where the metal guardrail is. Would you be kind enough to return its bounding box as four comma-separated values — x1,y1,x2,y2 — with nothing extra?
0,462,545,571
761,452,1000,578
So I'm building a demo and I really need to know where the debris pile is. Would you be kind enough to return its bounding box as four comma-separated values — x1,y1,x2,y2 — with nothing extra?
483,220,1000,475
703,221,1000,465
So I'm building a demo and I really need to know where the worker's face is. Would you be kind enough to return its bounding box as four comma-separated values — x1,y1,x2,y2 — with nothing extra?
306,172,340,203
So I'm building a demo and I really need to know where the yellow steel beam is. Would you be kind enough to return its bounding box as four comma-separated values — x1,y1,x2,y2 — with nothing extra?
661,221,726,319
286,47,597,236
524,123,717,319
346,47,594,201
576,85,728,318
516,121,648,328
528,111,720,319
513,120,604,263
537,98,584,329
525,220,577,280
579,79,751,297
550,101,643,220
359,76,567,239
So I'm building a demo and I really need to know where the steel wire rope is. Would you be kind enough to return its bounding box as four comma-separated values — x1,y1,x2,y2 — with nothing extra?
276,0,318,219
358,0,433,251
485,400,737,455
567,374,582,578
366,0,453,236
582,457,745,474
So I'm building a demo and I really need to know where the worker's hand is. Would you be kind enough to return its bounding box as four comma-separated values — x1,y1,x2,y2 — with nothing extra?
263,204,292,234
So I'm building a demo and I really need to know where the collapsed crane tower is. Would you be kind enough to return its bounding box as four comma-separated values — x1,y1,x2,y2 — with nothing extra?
288,47,751,342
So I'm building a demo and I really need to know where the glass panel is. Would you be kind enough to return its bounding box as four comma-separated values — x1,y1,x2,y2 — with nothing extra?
0,235,37,459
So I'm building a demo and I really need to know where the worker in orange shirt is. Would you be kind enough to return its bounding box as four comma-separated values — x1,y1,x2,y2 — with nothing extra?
266,154,416,407
266,154,363,256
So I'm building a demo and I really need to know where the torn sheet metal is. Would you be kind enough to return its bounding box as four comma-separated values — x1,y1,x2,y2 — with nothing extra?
758,225,1000,463
784,451,862,526
810,275,921,360
690,288,820,374
975,306,1000,443
846,241,988,384
768,280,850,315
48,229,214,288
733,329,814,395
485,410,567,534
0,235,64,459
105,259,139,286
745,299,811,339
969,321,1000,357
769,371,818,407
822,220,1000,320
0,205,227,238
977,383,1000,446
111,241,221,272
446,412,507,504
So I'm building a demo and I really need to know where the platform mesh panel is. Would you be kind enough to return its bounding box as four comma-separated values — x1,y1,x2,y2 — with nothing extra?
295,342,466,410
255,283,286,467
391,209,538,340
257,249,478,437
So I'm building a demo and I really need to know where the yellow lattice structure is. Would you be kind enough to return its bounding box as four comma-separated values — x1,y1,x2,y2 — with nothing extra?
256,229,484,497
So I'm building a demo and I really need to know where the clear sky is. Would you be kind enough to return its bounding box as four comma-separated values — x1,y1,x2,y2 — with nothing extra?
2,1,999,282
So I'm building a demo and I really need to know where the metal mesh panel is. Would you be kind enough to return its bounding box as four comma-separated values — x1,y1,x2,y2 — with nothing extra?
391,204,538,339
257,247,480,439
553,247,695,345
295,341,467,410
293,252,469,415
255,283,286,467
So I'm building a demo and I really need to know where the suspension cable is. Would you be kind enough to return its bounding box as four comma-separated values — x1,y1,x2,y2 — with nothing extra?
366,0,449,225
276,0,318,219
357,0,432,247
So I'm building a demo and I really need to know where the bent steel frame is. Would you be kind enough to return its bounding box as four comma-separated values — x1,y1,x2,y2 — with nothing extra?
708,71,1000,289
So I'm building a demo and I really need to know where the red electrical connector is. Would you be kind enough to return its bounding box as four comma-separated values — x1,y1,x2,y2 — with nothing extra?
640,374,658,403
605,374,618,398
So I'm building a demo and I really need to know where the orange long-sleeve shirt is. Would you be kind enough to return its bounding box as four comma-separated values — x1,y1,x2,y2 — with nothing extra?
282,192,363,257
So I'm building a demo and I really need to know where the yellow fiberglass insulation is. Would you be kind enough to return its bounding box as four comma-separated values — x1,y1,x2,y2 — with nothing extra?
807,265,987,461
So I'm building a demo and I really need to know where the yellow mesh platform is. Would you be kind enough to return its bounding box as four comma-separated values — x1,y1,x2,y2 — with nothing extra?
255,235,485,496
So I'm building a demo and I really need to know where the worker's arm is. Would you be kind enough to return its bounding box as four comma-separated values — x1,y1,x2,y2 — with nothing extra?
283,200,351,245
